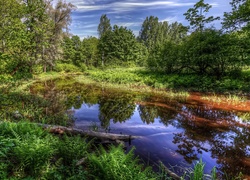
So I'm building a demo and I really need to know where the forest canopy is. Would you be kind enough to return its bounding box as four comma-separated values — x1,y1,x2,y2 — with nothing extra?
0,0,249,80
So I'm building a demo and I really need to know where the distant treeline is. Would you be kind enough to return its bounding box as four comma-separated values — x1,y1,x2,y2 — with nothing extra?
0,0,249,79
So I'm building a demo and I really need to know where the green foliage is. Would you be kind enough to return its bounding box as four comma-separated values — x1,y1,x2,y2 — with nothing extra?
223,0,250,31
56,135,90,165
190,159,206,180
85,67,250,93
98,25,142,66
87,145,156,180
184,0,220,31
98,14,112,37
13,134,55,177
54,63,83,73
0,122,57,178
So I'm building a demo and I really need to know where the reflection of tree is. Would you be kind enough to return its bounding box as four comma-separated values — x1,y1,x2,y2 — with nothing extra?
98,94,136,128
210,127,250,179
171,103,250,178
137,105,158,124
173,132,209,163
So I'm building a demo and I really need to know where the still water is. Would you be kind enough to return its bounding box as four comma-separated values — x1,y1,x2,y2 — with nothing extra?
31,78,250,179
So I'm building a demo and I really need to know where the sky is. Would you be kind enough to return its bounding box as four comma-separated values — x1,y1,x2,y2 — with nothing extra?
66,0,232,39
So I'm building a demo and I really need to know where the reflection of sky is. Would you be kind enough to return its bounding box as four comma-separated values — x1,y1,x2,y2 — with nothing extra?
74,104,100,122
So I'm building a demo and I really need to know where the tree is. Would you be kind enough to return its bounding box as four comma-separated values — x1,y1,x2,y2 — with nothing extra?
98,24,139,66
0,0,27,76
222,0,250,69
97,14,112,66
184,0,220,32
138,16,162,50
42,0,75,72
82,37,99,66
222,0,250,31
183,0,221,75
97,14,112,38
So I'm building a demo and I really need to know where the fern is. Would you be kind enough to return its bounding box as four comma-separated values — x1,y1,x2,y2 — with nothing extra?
56,135,91,166
87,145,156,180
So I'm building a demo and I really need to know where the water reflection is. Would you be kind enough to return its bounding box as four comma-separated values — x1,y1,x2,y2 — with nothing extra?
30,79,250,179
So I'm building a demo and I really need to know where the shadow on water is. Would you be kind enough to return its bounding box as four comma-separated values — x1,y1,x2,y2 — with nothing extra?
30,78,250,179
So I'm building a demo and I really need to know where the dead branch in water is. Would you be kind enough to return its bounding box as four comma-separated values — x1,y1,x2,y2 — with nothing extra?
38,123,140,141
159,161,181,180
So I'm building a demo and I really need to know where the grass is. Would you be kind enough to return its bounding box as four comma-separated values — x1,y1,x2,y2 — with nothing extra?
201,93,247,105
237,112,250,122
84,67,250,94
79,68,190,101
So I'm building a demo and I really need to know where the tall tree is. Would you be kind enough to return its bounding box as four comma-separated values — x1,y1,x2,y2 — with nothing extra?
98,25,139,66
138,16,161,50
97,14,112,66
42,0,75,72
97,14,112,38
183,0,220,75
0,0,27,76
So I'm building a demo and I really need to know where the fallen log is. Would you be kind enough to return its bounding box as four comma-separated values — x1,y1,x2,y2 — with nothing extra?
37,123,140,141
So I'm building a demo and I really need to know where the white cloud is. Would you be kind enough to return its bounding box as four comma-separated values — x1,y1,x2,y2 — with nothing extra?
71,0,194,13
160,16,178,23
116,22,141,27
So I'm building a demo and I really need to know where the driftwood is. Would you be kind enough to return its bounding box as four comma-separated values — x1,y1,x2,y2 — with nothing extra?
38,123,140,141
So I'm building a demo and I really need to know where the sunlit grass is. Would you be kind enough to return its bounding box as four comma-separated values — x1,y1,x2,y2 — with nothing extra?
201,93,247,105
80,68,190,100
237,112,250,122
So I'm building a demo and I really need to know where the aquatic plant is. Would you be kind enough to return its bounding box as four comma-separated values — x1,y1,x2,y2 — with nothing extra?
184,159,216,180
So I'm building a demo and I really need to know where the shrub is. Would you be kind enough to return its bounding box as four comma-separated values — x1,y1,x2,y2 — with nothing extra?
54,63,81,73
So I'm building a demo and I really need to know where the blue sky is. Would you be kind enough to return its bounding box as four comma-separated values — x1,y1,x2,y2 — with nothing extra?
67,0,232,39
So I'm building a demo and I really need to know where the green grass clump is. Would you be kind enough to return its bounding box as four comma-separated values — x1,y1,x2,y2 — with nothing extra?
183,159,217,180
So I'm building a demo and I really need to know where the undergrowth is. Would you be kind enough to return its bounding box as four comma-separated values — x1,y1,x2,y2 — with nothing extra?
85,67,250,94
0,121,222,180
